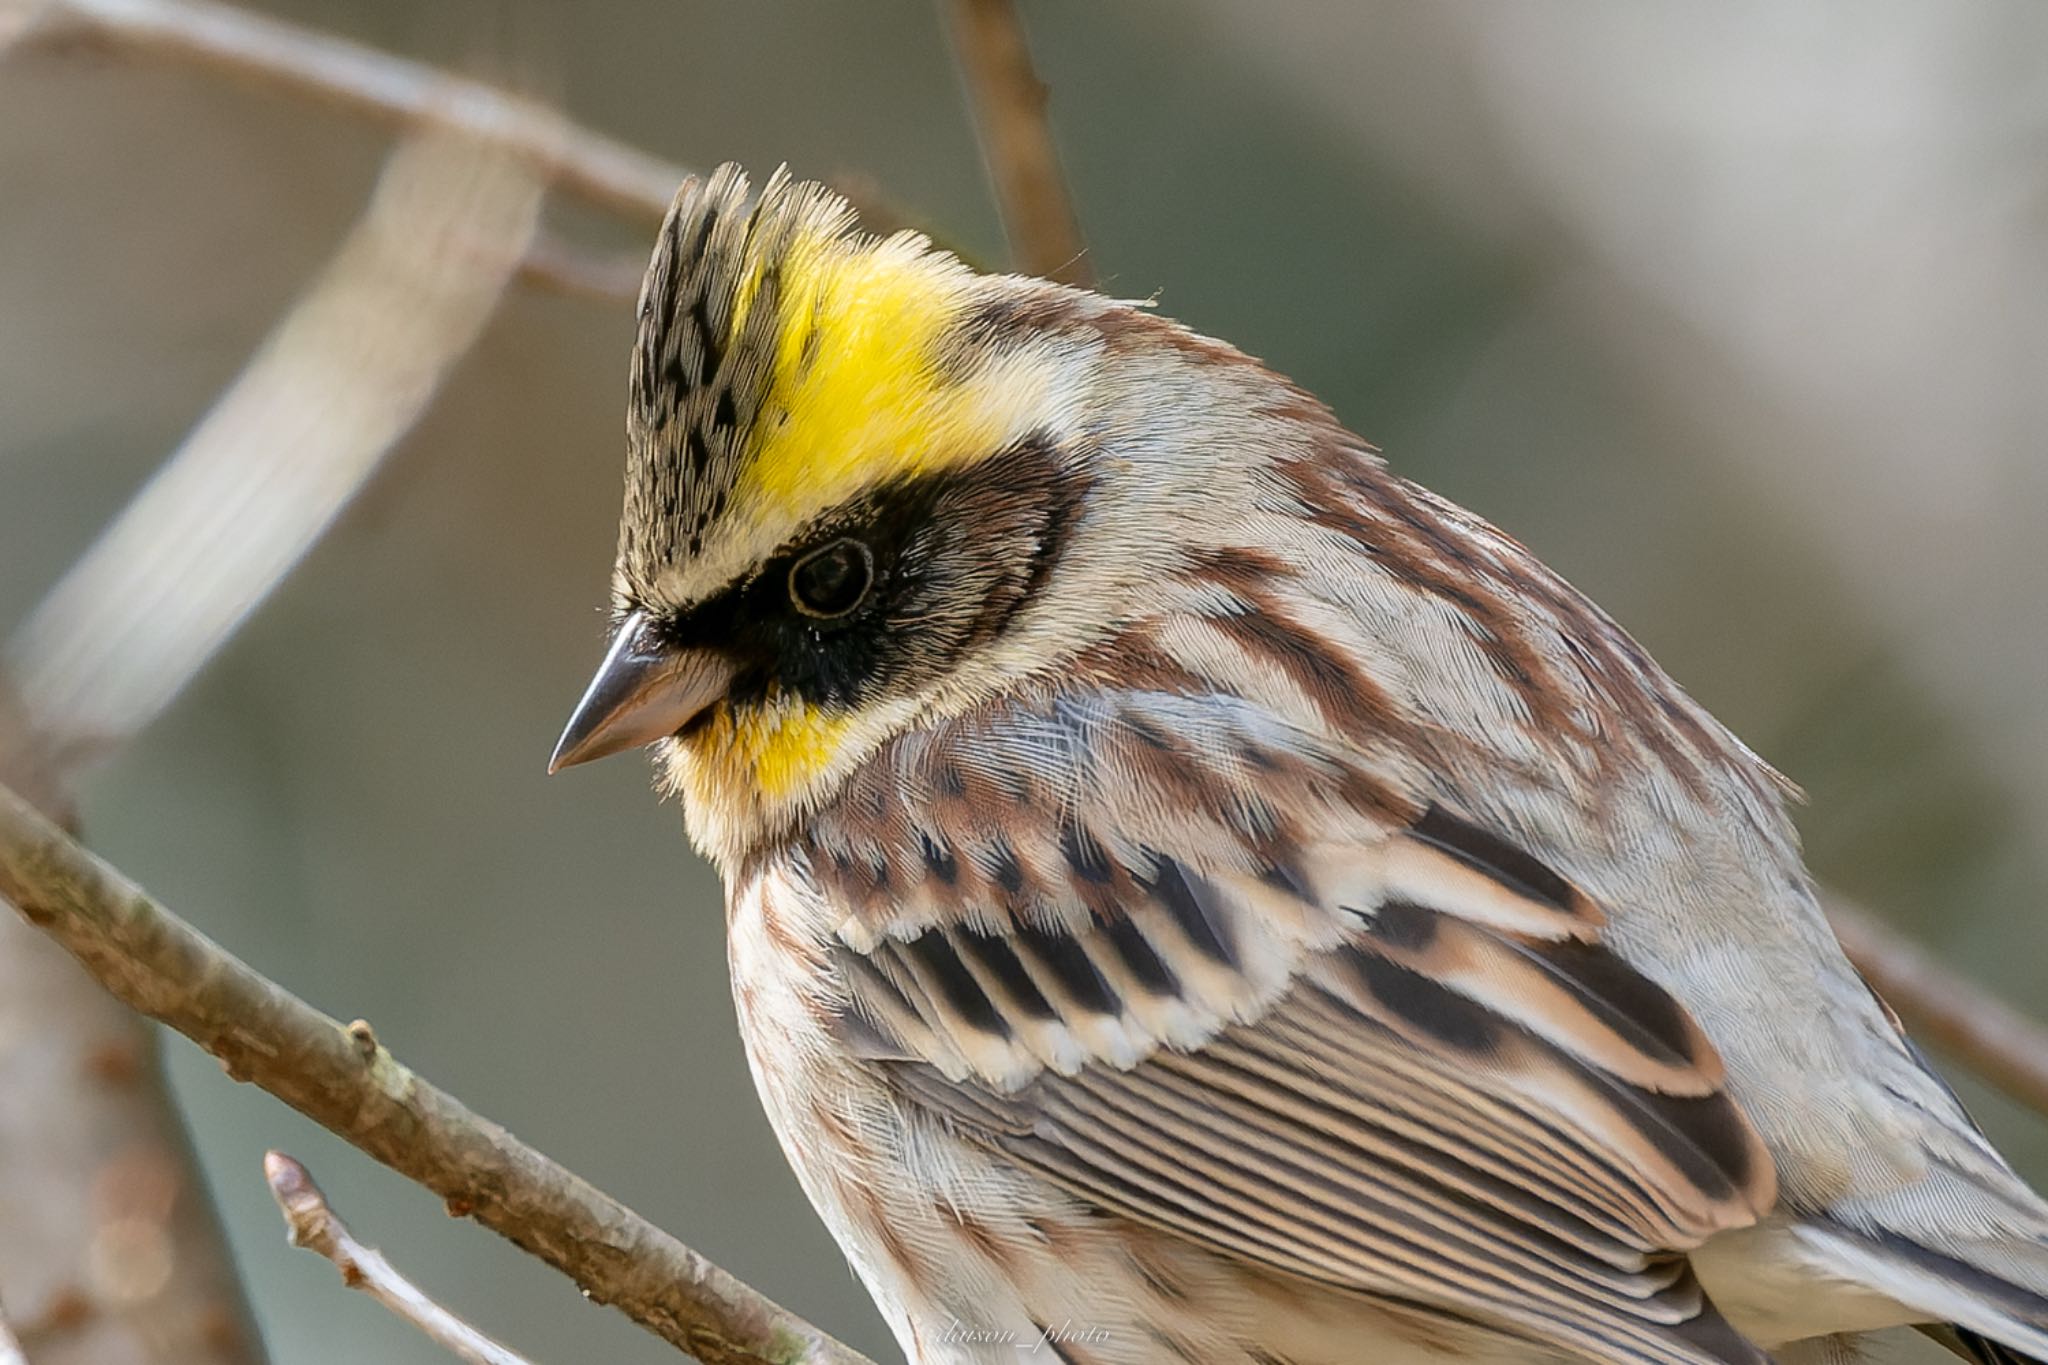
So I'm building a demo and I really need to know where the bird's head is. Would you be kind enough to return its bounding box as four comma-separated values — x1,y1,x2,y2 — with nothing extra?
549,164,1319,868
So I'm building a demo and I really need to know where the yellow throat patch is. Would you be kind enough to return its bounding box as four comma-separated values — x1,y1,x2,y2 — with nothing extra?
680,692,860,807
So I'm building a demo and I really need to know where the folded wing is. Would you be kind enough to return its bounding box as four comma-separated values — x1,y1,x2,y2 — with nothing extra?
806,692,1779,1365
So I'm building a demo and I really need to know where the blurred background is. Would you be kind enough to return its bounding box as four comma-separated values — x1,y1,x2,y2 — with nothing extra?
2,1,2044,1361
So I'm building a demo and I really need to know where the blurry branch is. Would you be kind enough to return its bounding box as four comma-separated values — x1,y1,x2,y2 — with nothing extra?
942,0,1092,286
0,1,35,58
6,130,542,768
0,905,262,1365
10,0,914,298
15,0,679,220
0,780,875,1365
1828,896,2048,1117
519,244,641,303
0,673,72,832
264,1154,536,1365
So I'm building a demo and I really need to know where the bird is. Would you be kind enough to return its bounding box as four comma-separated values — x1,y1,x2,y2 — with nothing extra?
547,163,2048,1365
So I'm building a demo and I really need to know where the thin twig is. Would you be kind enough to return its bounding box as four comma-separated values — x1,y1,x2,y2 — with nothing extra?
264,1153,535,1365
1827,896,2048,1117
0,780,874,1365
942,0,1092,285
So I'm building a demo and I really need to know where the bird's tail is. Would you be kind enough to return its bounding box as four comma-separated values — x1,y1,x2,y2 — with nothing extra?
1788,1017,2048,1364
1804,1147,2048,1364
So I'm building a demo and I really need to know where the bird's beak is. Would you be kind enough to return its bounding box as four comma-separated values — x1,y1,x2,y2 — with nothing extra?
548,611,737,774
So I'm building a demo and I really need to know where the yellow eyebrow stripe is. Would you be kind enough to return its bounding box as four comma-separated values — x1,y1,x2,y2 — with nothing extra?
732,231,1055,526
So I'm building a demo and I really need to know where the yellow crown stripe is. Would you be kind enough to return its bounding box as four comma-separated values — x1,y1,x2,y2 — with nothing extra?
732,231,1050,529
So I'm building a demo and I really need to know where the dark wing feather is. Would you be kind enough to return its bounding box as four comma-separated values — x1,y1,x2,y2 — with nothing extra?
811,693,1778,1365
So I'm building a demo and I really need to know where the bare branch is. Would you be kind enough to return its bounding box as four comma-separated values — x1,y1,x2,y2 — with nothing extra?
1827,895,2048,1117
16,0,679,221
10,0,914,240
5,129,542,769
942,0,1091,286
0,780,875,1365
0,915,266,1365
264,1154,536,1365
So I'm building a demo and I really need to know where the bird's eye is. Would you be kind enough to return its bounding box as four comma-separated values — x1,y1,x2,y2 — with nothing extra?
788,538,874,618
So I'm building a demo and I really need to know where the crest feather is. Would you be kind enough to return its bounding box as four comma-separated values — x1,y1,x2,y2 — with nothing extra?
623,164,864,578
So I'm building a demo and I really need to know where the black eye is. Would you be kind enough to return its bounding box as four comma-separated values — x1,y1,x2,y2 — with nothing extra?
788,538,874,618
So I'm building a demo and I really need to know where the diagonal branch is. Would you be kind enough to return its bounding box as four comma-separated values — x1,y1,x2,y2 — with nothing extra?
265,1153,536,1365
0,128,540,1365
1827,896,2048,1117
16,0,680,220
11,0,913,244
7,129,543,770
942,0,1092,286
0,779,875,1365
